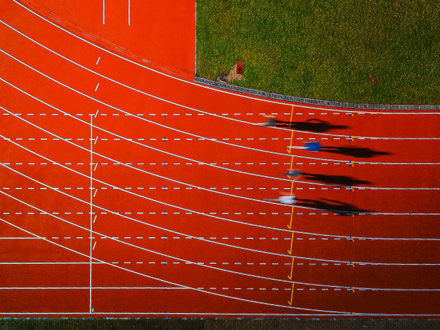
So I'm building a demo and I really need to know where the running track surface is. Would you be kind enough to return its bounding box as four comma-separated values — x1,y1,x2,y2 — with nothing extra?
0,0,439,318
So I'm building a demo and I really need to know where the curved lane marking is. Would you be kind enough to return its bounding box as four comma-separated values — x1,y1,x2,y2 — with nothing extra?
11,0,440,115
1,19,439,139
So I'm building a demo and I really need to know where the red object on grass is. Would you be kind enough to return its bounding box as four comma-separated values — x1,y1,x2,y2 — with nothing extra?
236,61,243,74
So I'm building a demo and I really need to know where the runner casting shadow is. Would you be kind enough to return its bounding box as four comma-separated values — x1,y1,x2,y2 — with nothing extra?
296,198,371,215
301,172,371,186
264,118,348,132
321,146,391,158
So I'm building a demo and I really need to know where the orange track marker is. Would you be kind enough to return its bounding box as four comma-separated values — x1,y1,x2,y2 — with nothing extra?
289,154,295,170
287,154,295,229
288,257,295,280
287,231,295,254
287,282,295,305
287,206,294,229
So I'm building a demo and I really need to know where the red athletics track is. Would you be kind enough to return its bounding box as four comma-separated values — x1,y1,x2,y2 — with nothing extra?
0,0,439,317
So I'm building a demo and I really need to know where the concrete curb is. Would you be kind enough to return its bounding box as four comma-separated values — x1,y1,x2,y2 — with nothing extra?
195,77,440,111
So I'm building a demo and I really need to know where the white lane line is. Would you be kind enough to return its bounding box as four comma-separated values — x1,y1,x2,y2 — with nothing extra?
0,56,289,157
128,0,131,26
0,216,345,314
0,105,292,209
5,106,440,216
0,286,185,290
1,206,437,292
1,312,440,316
89,114,93,313
2,71,440,165
94,82,99,92
0,262,97,264
0,237,40,239
11,1,440,115
95,56,100,65
1,27,438,139
3,132,440,243
5,90,288,184
3,163,440,272
102,0,105,25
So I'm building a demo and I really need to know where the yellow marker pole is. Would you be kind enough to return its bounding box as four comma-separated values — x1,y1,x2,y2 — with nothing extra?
288,132,294,153
287,282,295,305
288,257,295,280
287,231,294,254
287,206,295,230
287,177,295,229
289,154,295,171
289,105,295,126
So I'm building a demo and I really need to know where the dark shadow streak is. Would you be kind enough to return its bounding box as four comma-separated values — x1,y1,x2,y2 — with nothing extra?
296,198,372,216
301,172,372,186
321,146,391,158
272,118,349,132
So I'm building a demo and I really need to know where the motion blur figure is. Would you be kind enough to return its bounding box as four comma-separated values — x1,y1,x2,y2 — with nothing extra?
278,193,296,205
303,141,322,151
256,114,279,127
256,116,348,132
285,169,302,178
263,192,296,205
287,141,322,152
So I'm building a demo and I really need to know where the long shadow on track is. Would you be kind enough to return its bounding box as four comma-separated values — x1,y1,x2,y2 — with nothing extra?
296,198,372,215
301,172,372,186
321,146,392,158
267,118,349,132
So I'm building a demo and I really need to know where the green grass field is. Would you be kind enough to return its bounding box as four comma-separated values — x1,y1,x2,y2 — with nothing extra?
196,0,440,105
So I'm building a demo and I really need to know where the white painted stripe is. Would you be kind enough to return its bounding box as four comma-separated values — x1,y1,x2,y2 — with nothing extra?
1,22,439,139
0,312,439,316
102,0,105,25
2,65,439,165
0,104,296,209
11,0,440,115
128,0,131,26
0,237,40,239
3,131,440,242
0,216,346,314
3,164,440,271
0,287,184,290
89,114,93,313
0,262,97,264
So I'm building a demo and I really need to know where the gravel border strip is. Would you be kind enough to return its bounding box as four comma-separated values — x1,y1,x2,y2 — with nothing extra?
195,77,440,111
